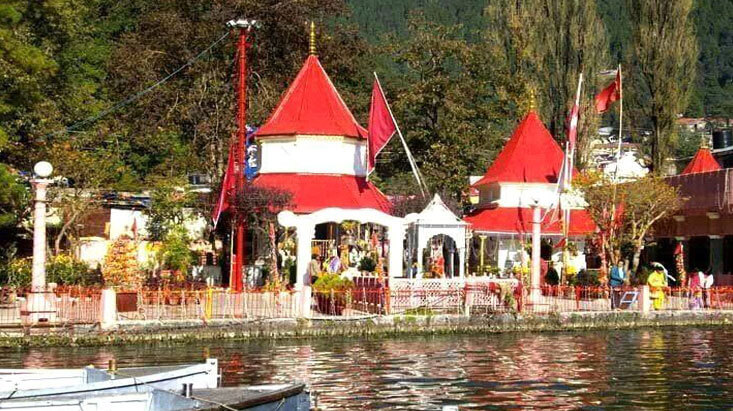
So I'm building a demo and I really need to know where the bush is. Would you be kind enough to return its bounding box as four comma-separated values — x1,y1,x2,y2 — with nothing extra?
159,225,194,275
46,254,97,285
358,256,377,272
0,257,31,288
312,273,354,293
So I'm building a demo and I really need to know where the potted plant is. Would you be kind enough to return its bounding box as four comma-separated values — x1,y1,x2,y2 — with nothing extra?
312,273,354,315
102,234,145,312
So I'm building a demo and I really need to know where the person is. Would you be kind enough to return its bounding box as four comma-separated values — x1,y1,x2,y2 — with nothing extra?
609,258,626,309
688,269,703,310
349,246,359,268
702,270,714,308
647,263,667,310
307,254,320,285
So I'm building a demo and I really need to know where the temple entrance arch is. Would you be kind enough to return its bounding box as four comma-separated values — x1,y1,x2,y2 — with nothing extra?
277,208,406,287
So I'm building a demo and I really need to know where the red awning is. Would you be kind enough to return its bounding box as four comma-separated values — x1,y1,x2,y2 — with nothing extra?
253,173,391,214
255,55,366,139
464,206,596,236
681,148,721,174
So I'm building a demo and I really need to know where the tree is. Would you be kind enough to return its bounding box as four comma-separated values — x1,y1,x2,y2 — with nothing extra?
576,171,683,276
378,12,508,199
627,0,698,171
102,234,144,289
144,177,198,241
47,140,118,254
484,0,609,167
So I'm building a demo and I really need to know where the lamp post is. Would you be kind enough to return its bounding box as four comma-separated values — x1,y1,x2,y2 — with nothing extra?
26,161,56,323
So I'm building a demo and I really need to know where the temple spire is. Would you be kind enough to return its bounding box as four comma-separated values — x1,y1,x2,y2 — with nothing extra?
309,21,317,56
529,88,536,112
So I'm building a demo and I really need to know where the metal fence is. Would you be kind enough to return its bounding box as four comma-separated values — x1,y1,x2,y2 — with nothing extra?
2,285,733,326
0,286,101,326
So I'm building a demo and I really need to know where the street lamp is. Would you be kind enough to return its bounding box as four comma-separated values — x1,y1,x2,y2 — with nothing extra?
26,161,55,323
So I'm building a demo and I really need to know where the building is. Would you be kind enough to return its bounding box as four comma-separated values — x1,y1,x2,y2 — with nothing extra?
652,143,733,285
251,40,405,288
464,109,595,276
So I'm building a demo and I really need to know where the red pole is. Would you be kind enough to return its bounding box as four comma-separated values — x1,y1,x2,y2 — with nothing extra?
232,23,251,292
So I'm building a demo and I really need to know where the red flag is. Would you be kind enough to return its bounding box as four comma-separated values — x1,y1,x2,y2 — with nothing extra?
367,78,397,175
212,146,236,226
595,72,621,113
674,242,683,256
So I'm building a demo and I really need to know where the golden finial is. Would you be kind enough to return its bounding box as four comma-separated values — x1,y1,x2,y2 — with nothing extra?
528,87,536,112
309,21,317,56
700,134,709,149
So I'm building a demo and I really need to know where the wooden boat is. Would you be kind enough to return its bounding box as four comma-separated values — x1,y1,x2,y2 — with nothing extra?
0,383,310,410
0,359,219,399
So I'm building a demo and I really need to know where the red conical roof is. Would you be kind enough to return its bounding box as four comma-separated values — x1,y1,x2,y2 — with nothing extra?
255,55,366,139
473,111,571,186
681,147,721,174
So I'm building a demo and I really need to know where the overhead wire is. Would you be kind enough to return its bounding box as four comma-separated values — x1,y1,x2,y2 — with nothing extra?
44,30,232,139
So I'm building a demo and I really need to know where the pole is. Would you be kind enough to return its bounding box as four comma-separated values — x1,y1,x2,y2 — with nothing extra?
614,64,623,182
232,22,252,292
373,72,428,198
530,203,542,304
31,179,49,290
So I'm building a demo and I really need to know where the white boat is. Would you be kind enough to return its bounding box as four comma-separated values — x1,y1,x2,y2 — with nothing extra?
0,383,310,410
0,360,310,410
0,359,219,399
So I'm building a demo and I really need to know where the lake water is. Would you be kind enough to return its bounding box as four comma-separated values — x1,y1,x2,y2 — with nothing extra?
1,327,731,409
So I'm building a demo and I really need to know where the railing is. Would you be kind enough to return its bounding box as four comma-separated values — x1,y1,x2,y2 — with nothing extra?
127,289,298,321
2,285,733,326
0,286,101,326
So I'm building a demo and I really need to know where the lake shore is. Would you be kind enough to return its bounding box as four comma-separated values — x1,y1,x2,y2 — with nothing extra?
1,310,731,348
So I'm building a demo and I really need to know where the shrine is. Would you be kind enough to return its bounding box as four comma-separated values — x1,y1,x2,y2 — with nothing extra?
252,26,403,290
463,107,595,280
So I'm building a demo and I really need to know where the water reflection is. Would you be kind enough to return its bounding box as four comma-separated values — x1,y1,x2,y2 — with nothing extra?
1,328,731,409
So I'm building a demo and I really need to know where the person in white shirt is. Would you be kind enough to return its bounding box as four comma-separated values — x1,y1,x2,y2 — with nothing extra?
701,271,714,308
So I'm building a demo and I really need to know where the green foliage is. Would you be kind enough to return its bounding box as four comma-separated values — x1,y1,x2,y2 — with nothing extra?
0,164,29,228
158,225,193,274
358,256,377,272
312,273,354,293
144,178,196,241
573,269,601,287
46,254,98,286
0,257,31,288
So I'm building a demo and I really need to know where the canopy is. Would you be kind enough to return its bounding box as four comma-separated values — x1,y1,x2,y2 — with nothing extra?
464,206,595,236
255,55,367,139
253,173,390,214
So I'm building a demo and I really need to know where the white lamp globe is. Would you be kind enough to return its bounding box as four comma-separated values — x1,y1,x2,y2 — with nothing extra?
33,161,53,178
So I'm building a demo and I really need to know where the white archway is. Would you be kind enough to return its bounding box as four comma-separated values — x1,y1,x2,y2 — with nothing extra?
405,195,467,279
277,208,406,287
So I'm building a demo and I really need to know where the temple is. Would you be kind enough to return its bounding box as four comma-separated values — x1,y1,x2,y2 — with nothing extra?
651,141,733,285
464,109,595,278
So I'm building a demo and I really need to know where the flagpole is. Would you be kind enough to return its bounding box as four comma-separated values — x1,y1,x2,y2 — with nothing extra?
614,64,623,182
563,73,583,283
373,72,428,198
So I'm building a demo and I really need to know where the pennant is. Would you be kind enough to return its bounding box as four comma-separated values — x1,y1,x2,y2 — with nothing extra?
367,78,397,175
595,72,621,113
567,103,580,150
212,146,236,227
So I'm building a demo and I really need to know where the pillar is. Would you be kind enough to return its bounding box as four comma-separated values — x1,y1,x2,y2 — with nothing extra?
710,235,723,276
458,247,466,279
530,204,542,303
387,225,405,279
100,288,118,329
295,224,315,288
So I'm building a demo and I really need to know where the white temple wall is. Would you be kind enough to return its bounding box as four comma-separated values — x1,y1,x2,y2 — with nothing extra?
258,135,367,176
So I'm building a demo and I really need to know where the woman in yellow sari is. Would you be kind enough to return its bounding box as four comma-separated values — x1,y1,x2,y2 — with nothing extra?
647,263,667,310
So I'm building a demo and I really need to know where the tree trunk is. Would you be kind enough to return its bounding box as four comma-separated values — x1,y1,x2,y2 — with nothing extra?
631,239,644,274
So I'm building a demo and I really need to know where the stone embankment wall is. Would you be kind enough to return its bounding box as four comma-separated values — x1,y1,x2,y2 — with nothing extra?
0,311,731,348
